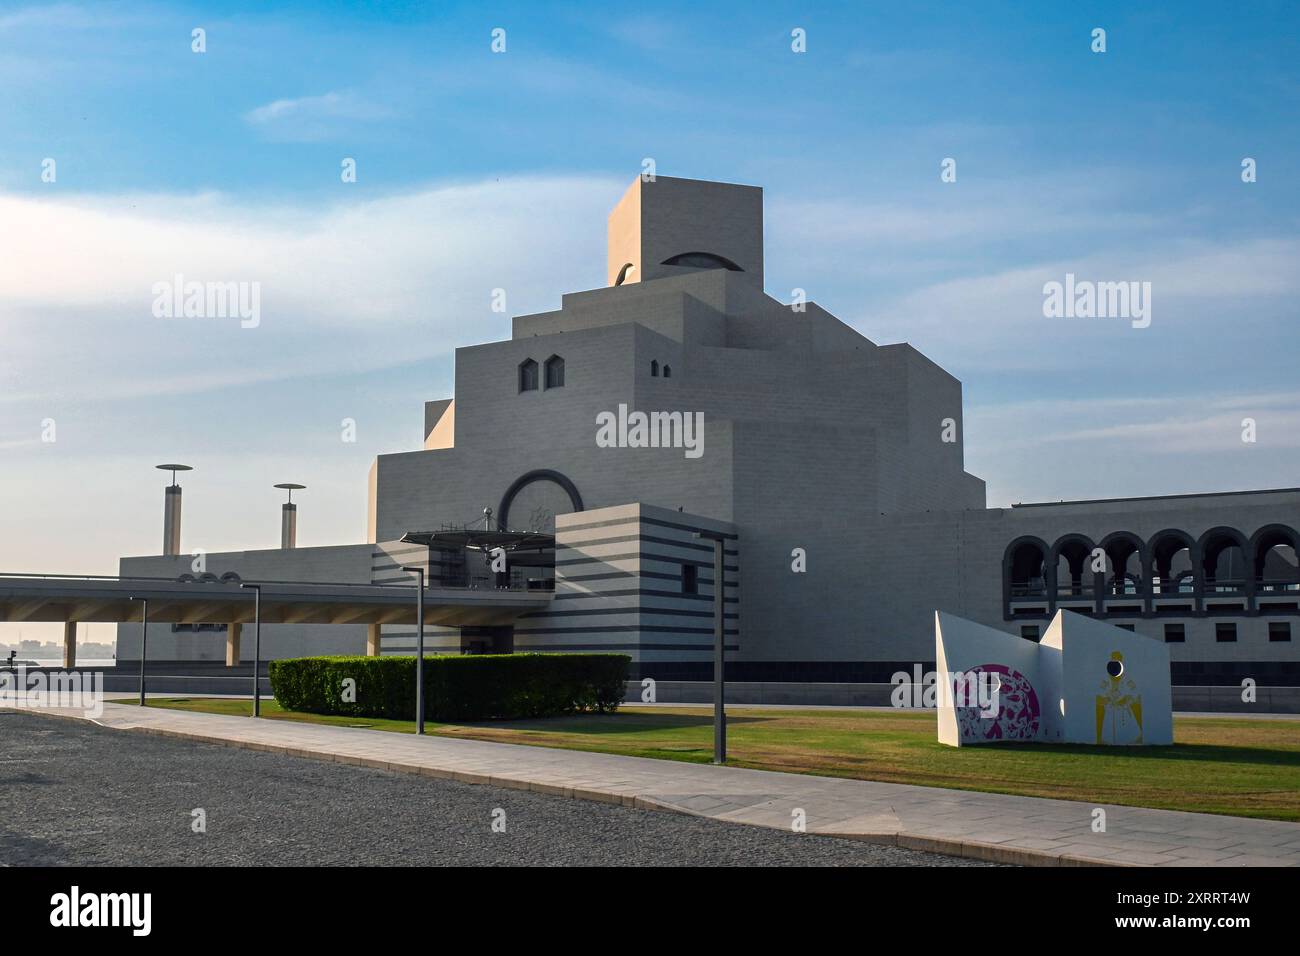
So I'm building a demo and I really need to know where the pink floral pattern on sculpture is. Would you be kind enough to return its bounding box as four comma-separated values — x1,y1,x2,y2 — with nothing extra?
955,663,1041,743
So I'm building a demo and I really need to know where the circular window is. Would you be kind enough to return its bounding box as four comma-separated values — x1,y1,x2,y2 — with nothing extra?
1106,658,1124,679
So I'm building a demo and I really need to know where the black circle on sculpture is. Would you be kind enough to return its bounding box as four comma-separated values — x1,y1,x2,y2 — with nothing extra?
497,469,583,532
1106,659,1124,678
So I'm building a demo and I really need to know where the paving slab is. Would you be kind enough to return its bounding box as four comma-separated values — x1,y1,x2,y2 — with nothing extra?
11,701,1300,867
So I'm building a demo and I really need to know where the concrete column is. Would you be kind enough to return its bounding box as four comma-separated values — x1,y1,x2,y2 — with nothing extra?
226,622,242,667
163,485,182,556
63,621,76,669
367,623,381,657
281,502,297,549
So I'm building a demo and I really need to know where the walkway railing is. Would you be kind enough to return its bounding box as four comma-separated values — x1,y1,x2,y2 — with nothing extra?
0,570,553,593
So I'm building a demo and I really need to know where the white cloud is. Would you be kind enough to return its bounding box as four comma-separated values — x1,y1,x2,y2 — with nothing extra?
1043,411,1300,455
243,91,395,140
245,91,390,124
0,2,127,32
0,176,618,404
0,174,624,583
964,389,1300,508
770,182,1163,250
846,237,1300,364
971,391,1300,454
604,16,680,52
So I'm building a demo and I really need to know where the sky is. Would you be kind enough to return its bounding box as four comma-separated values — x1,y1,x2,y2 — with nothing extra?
1,1,1298,645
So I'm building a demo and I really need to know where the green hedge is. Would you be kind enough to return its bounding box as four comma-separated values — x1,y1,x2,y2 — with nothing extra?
268,653,629,721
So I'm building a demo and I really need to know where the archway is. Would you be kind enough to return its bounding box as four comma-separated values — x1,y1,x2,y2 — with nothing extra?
1252,524,1300,594
497,469,584,533
1004,538,1049,599
1199,527,1250,595
1149,529,1196,595
1051,535,1097,599
1098,531,1145,596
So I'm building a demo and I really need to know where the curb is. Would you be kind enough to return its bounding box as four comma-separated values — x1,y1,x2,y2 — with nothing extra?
7,706,1121,867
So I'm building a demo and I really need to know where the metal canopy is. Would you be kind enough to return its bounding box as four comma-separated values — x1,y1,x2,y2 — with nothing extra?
0,573,550,627
400,530,555,553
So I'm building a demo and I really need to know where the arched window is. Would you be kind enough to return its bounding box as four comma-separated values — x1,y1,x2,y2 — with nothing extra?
1005,539,1048,598
544,355,565,389
650,360,659,377
614,262,636,286
1251,525,1300,593
661,252,744,272
1199,527,1250,594
518,358,538,392
663,365,672,378
1149,530,1196,595
1051,535,1096,598
1098,532,1144,596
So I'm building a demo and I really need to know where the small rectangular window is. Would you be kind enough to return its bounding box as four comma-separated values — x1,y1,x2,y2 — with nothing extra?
1020,625,1039,642
1269,621,1292,643
1215,622,1237,643
1164,623,1185,643
682,564,698,595
1116,623,1135,632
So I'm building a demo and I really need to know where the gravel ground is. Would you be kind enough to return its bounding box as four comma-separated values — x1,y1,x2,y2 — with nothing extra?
0,712,997,866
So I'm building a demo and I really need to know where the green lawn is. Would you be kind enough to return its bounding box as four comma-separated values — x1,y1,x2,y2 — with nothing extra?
115,698,1300,821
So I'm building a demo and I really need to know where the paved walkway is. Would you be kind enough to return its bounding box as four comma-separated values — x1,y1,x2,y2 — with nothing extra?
19,701,1300,867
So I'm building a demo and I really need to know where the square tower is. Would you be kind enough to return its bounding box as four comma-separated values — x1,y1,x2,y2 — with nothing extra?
607,175,763,288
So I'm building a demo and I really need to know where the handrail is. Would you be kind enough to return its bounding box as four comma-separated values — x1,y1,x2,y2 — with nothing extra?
0,571,550,594
0,571,416,591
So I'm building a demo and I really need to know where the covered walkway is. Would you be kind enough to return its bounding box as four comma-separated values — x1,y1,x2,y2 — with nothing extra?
0,572,552,667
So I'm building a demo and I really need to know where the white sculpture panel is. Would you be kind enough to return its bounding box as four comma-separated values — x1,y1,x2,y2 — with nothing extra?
935,610,1172,747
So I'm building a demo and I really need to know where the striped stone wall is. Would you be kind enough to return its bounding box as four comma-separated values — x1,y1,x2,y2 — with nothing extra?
514,502,738,671
369,540,460,655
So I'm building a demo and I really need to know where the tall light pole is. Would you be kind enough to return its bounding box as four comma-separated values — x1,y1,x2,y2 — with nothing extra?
401,566,426,734
155,463,192,556
274,483,305,549
240,583,262,717
695,529,728,764
130,596,149,706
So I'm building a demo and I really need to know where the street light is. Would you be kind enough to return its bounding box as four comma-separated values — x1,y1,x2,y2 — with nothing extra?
694,529,729,764
129,596,149,706
240,583,262,717
400,566,426,734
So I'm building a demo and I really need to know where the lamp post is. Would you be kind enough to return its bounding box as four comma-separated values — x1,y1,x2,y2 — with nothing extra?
694,529,728,764
155,463,192,557
130,596,149,706
400,566,426,734
274,483,305,549
240,583,262,717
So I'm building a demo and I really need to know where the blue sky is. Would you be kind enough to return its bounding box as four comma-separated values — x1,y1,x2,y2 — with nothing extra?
2,1,1299,642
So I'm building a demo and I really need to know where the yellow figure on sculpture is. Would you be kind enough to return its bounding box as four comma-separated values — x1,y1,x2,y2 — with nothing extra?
1095,651,1143,744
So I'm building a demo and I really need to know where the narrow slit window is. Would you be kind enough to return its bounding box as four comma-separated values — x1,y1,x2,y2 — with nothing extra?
682,564,698,595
